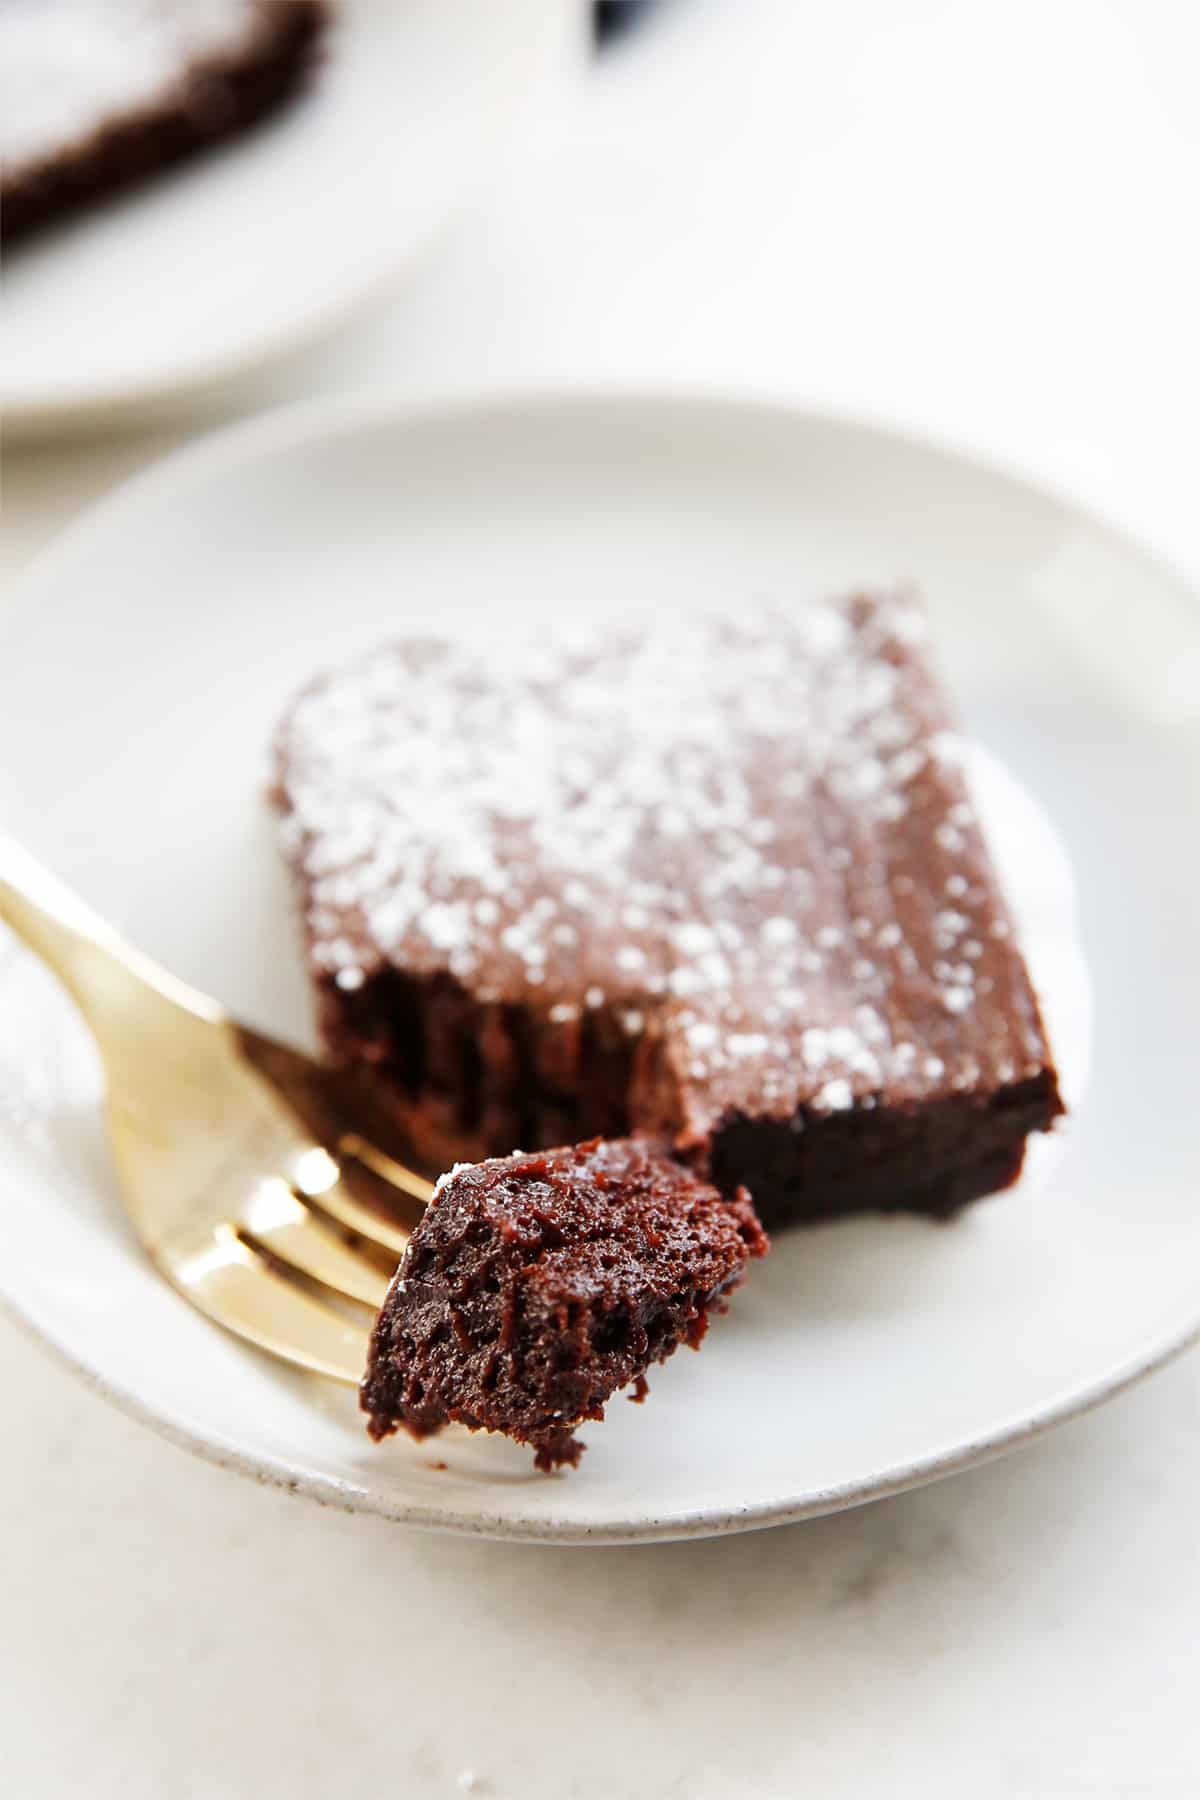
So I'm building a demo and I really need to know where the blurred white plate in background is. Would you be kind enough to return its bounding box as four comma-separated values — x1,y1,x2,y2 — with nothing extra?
0,1,567,433
0,391,1195,1543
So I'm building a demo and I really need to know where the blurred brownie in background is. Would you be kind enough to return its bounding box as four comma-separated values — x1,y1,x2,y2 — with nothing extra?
1,0,328,243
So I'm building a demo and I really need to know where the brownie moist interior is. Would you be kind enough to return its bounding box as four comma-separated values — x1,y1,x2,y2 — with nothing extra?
362,1137,767,1469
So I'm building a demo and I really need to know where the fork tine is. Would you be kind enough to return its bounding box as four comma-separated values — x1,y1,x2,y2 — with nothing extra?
1,847,422,1383
284,1141,423,1256
239,1179,393,1309
338,1133,436,1204
171,1223,369,1382
304,1175,417,1260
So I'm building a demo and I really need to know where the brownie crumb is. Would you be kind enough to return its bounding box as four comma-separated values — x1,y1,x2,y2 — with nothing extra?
361,1137,767,1470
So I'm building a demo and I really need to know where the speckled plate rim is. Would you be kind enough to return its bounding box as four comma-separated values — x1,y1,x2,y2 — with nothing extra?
2,383,1198,1544
3,1279,1197,1544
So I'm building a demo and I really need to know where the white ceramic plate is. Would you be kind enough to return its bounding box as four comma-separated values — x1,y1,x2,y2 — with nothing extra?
1,392,1197,1544
0,1,562,433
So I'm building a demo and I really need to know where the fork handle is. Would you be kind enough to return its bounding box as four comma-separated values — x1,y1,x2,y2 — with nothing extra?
0,832,219,1030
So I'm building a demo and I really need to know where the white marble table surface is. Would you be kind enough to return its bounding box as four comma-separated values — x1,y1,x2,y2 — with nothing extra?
3,4,1197,1794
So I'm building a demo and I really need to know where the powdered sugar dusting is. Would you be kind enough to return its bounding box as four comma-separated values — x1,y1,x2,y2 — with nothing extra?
277,590,1045,1121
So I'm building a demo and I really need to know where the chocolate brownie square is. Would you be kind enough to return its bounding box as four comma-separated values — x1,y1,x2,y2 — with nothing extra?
275,590,1063,1227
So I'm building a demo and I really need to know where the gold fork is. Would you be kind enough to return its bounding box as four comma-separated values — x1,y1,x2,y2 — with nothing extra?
0,835,434,1383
